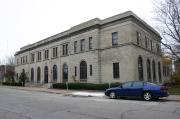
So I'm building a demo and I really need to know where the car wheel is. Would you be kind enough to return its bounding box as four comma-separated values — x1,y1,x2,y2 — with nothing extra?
143,92,152,101
109,91,116,99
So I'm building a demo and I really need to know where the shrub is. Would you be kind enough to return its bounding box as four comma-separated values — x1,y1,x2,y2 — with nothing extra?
2,82,24,86
52,82,122,90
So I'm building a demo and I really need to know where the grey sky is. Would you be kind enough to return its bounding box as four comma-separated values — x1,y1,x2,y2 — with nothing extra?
0,0,155,62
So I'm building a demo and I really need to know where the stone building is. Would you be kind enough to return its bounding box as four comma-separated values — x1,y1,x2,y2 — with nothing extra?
15,11,164,84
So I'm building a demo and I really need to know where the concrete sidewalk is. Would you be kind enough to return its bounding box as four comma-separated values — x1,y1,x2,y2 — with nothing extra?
1,86,105,97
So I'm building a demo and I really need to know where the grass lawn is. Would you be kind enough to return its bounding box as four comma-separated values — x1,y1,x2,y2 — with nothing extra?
169,85,180,94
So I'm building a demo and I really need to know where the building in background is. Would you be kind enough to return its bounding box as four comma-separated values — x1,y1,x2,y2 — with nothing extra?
15,11,163,84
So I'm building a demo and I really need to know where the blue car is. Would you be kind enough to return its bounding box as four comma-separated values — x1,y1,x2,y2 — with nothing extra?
105,81,169,101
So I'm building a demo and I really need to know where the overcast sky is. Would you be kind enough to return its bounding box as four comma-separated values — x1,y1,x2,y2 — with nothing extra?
0,0,155,62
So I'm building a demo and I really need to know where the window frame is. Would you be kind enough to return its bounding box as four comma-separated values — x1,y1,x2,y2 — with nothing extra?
80,61,87,80
74,41,77,53
81,39,85,51
90,65,92,76
89,37,92,50
113,62,120,79
112,32,118,46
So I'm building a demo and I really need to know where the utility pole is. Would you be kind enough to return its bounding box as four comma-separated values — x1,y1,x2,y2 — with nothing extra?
3,40,8,82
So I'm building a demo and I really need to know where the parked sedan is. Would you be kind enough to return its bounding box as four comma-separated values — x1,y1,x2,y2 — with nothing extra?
105,81,169,101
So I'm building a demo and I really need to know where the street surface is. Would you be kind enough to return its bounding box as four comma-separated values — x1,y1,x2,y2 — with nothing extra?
0,87,180,119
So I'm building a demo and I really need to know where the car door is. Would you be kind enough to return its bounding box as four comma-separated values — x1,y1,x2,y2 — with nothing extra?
130,82,144,97
119,82,133,97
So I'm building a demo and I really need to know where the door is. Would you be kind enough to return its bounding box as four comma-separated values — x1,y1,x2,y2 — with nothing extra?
131,82,144,97
117,82,133,97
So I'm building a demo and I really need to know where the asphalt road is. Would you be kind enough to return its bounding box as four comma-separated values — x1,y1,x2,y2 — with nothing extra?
0,87,180,119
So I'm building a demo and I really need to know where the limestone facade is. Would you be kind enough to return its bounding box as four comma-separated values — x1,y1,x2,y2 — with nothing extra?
15,11,164,84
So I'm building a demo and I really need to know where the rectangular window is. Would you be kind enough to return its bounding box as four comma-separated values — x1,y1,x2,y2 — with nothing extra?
44,50,49,60
112,32,118,46
81,39,85,51
31,53,35,63
156,44,160,53
23,56,25,64
26,56,28,63
145,36,148,48
47,50,49,59
21,57,22,64
53,47,58,58
66,44,68,55
90,65,92,76
74,41,77,53
113,63,119,78
137,31,141,45
75,66,77,76
53,48,55,57
63,44,68,56
89,37,92,50
37,52,41,61
63,45,65,55
150,40,153,50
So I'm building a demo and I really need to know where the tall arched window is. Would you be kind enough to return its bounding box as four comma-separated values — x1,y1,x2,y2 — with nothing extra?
147,59,151,82
138,56,143,81
80,61,87,80
158,62,162,83
31,68,34,82
44,66,48,83
152,60,156,83
63,64,68,82
53,65,57,82
37,67,41,83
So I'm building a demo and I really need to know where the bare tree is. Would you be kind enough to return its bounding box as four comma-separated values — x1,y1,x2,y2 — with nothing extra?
6,56,15,66
0,56,15,66
154,0,180,62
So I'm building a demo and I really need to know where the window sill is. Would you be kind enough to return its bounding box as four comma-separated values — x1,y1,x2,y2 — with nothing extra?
113,78,120,79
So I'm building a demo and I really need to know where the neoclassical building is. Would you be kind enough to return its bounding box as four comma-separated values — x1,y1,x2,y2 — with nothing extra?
15,11,163,84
